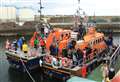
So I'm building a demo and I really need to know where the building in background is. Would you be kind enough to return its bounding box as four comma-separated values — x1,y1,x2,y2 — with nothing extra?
0,6,16,22
19,8,34,22
0,6,119,24
34,15,51,23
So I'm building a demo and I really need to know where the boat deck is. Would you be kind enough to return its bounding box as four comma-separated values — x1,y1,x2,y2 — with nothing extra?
5,49,46,60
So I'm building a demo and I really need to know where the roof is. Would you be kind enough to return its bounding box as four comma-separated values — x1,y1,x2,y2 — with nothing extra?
67,76,97,82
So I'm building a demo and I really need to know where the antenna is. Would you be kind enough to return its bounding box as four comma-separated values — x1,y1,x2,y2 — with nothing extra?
78,0,81,9
93,12,96,23
38,0,43,23
35,0,44,33
74,0,82,28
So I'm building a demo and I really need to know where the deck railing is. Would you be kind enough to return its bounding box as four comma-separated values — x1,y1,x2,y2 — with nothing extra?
109,45,120,69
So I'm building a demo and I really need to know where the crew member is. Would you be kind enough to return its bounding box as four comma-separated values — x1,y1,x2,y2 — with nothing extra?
34,38,39,50
22,41,28,54
17,37,23,50
5,39,10,50
101,61,109,82
40,38,45,54
50,43,58,56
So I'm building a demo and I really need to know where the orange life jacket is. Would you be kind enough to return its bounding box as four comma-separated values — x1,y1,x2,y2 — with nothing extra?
30,37,35,47
46,32,54,50
58,40,68,53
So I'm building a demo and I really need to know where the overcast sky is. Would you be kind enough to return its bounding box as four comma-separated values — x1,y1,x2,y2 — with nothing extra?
0,0,120,16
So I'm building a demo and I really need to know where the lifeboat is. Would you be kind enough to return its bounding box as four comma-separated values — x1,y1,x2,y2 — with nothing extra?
41,26,115,80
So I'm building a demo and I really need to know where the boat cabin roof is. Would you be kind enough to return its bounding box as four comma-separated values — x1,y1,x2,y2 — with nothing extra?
84,32,104,42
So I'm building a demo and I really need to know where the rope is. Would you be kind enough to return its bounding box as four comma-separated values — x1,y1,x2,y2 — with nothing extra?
1,49,36,82
19,52,36,82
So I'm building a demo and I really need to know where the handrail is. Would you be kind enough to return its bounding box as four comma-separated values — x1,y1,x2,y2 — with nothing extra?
110,46,120,59
109,45,120,67
78,48,110,66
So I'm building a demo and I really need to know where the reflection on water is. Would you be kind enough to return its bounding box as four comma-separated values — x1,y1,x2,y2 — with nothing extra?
0,35,120,82
8,68,31,82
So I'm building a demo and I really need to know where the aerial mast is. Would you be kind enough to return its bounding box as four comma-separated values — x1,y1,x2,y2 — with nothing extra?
38,0,43,23
36,0,44,33
77,0,81,24
93,12,96,23
74,0,81,28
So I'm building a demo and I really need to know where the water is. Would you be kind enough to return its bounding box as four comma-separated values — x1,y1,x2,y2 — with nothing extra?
0,35,120,82
0,37,63,82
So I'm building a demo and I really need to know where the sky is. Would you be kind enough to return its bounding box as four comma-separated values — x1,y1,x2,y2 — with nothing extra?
0,0,120,16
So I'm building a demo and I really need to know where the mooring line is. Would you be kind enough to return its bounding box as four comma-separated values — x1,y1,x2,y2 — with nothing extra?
19,52,36,82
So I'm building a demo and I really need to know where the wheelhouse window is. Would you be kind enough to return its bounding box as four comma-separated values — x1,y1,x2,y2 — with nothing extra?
91,41,93,46
96,40,98,44
93,40,95,45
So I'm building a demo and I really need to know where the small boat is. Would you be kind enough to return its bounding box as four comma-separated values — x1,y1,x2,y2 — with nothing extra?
5,24,49,72
5,9,51,72
5,49,46,72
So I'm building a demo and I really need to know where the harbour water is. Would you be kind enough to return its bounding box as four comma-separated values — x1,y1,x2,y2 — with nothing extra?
0,36,63,82
0,35,120,82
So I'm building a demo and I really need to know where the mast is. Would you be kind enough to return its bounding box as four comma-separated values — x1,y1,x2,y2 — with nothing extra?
36,0,44,33
38,0,43,23
74,0,81,28
93,12,96,23
77,0,81,24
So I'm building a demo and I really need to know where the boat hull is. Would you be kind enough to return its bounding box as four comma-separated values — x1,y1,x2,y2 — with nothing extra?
41,48,109,80
5,51,42,72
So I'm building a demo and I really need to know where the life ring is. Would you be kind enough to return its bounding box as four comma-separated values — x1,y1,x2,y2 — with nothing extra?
44,55,52,64
67,59,73,67
61,57,71,67
51,57,63,69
